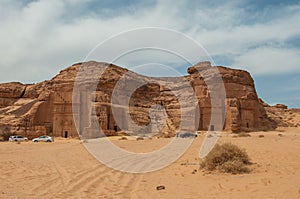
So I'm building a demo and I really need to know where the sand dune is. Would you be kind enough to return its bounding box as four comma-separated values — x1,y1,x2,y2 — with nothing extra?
1,127,300,198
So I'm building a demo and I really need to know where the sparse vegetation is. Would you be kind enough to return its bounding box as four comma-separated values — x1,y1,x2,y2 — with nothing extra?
136,137,144,141
200,143,251,174
219,160,250,174
233,132,251,138
0,125,13,141
119,136,128,140
258,135,265,138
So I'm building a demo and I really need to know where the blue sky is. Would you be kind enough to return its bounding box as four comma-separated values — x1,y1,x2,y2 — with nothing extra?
0,0,299,107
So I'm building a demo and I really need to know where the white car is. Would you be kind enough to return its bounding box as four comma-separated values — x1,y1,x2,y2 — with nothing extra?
32,135,53,142
9,135,28,142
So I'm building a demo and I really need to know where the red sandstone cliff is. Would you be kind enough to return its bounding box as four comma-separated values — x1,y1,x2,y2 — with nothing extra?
0,61,286,139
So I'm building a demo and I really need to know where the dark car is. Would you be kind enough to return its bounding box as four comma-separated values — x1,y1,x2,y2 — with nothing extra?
177,132,198,138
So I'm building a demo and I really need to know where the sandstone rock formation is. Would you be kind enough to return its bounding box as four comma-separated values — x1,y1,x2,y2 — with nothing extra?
265,105,300,128
0,61,280,139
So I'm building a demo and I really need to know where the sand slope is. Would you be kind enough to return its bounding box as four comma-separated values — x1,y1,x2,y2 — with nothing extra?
1,128,300,198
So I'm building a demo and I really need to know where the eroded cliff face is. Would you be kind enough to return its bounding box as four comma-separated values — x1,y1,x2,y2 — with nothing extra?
187,62,272,133
0,61,277,139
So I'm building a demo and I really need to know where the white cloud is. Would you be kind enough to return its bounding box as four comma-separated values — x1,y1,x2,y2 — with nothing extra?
232,47,300,75
190,4,300,55
0,0,299,83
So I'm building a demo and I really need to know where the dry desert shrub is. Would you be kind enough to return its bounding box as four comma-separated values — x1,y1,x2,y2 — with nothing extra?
136,137,144,141
200,143,251,174
0,132,14,141
276,129,285,132
119,136,128,140
0,125,13,141
233,132,251,138
258,135,265,138
239,132,251,137
219,160,250,174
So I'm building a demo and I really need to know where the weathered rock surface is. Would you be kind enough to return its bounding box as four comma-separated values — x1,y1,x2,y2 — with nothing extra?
0,82,26,99
265,105,300,128
273,104,288,109
0,61,287,139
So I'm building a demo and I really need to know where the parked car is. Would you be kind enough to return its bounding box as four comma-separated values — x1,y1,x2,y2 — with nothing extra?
177,132,198,138
9,135,28,142
32,135,53,142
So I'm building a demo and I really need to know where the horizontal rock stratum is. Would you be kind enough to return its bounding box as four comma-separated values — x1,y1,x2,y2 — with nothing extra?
0,61,281,138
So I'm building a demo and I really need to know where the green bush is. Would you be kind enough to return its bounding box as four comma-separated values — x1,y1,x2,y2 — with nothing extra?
200,143,251,174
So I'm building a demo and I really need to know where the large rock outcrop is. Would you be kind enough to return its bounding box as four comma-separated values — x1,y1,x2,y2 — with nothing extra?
0,61,279,139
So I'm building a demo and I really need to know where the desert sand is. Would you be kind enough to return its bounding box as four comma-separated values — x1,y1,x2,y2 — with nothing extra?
1,127,300,199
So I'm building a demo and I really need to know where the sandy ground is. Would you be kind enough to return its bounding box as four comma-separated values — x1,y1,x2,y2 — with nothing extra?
1,128,300,199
